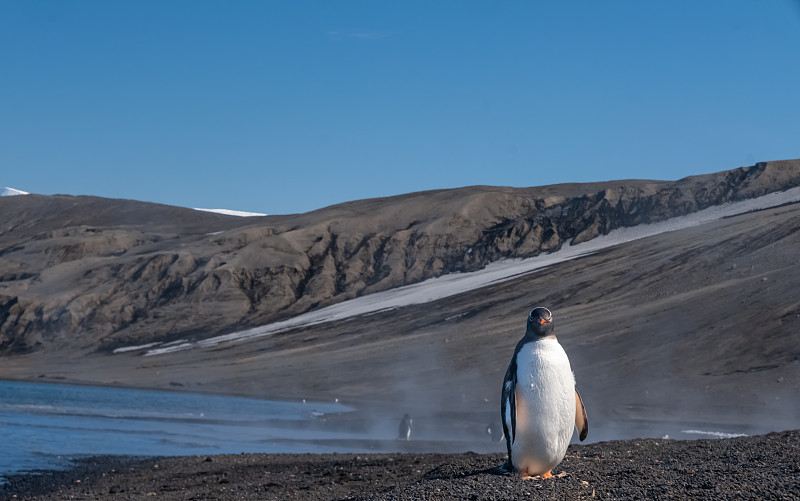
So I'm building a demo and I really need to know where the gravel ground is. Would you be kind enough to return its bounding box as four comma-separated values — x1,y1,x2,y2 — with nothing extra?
3,430,799,500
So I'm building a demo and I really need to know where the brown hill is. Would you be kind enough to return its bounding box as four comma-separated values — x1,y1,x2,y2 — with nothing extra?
1,159,799,356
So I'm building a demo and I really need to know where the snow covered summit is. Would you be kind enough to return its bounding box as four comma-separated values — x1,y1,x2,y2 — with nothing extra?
1,187,29,197
194,208,268,217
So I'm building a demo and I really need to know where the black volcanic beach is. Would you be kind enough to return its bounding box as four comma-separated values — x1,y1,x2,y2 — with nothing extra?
3,430,799,500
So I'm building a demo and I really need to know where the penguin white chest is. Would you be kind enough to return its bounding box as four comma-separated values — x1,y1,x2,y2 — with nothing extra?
511,338,575,475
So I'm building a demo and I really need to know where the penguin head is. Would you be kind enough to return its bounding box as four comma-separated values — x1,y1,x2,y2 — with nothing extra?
526,307,554,337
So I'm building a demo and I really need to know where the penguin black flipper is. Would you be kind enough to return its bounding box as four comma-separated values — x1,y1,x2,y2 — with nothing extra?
575,387,589,441
501,349,518,460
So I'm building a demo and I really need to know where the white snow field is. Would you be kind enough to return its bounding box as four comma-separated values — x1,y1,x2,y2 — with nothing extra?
194,208,268,217
116,185,800,356
1,187,29,197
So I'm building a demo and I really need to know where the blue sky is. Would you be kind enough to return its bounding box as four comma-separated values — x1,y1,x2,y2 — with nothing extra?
2,1,799,215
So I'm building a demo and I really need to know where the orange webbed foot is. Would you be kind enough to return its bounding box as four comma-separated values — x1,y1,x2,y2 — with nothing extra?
520,469,558,480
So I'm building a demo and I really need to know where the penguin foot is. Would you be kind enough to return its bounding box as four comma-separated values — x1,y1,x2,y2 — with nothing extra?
519,468,548,480
519,470,567,480
488,461,514,475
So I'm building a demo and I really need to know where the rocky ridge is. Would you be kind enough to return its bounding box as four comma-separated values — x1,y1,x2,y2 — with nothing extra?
1,159,799,354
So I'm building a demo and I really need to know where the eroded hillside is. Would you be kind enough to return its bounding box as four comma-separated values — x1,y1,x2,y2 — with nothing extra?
1,160,799,354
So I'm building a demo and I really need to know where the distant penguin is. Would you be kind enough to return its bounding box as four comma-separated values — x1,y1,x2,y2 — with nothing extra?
486,421,505,442
500,307,588,479
398,414,413,440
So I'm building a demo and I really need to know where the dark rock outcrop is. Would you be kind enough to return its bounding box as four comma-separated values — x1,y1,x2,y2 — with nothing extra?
1,159,799,353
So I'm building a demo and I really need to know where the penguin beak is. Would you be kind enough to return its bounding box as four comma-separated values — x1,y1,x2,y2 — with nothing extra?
537,317,548,324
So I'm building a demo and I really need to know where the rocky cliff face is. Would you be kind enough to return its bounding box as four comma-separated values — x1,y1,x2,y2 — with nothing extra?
1,160,799,354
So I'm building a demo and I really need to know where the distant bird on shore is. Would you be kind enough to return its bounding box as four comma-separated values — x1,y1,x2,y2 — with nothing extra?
398,414,413,440
486,421,505,442
499,307,588,479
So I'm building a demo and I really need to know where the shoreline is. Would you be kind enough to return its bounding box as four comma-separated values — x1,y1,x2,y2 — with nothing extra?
0,375,341,405
0,373,420,417
2,430,798,500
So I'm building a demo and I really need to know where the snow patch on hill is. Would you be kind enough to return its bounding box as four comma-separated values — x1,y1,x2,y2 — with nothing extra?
117,186,800,356
194,208,267,217
1,187,29,197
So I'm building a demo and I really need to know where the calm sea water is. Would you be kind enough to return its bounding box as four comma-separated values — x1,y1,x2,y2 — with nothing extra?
0,380,353,482
2,380,766,484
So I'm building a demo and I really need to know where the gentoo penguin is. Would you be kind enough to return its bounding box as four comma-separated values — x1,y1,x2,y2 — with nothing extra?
398,414,413,440
500,307,588,479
